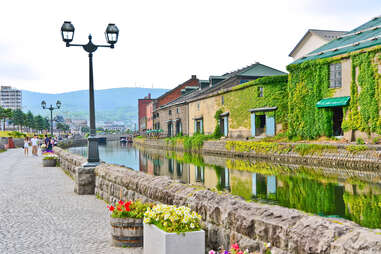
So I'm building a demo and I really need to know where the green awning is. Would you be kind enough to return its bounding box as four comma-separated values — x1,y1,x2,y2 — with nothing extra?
316,96,350,108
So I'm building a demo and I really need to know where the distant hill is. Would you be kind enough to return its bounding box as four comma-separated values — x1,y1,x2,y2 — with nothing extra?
22,87,168,129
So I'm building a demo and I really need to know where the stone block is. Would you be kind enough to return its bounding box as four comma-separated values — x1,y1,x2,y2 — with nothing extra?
75,166,95,195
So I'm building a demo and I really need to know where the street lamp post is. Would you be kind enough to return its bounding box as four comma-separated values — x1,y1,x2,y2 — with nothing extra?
41,100,61,137
60,21,119,167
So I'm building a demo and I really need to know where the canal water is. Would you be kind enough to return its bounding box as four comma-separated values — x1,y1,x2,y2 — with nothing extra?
69,141,381,229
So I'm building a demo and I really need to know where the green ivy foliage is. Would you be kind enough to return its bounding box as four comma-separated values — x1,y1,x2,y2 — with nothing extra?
288,46,381,139
220,75,288,130
342,51,381,134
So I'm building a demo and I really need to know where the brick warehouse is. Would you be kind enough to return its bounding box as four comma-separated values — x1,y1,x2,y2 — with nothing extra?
138,93,155,132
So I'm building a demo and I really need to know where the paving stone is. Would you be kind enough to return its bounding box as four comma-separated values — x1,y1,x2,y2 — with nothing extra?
0,149,142,254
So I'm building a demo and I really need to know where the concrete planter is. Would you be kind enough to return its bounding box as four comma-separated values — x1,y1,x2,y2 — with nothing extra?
110,217,143,247
42,159,56,167
143,223,205,254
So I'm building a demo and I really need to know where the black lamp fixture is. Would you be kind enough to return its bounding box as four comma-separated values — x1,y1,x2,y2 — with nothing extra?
41,100,62,137
60,21,119,167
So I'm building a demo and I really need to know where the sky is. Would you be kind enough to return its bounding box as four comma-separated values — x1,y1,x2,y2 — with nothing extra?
0,0,380,94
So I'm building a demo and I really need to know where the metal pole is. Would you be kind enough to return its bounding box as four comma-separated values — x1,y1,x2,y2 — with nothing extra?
89,52,96,136
85,51,100,166
50,108,53,137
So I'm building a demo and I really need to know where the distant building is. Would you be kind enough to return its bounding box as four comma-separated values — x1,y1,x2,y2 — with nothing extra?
0,86,22,110
138,93,155,132
69,119,88,134
102,121,126,132
289,29,346,60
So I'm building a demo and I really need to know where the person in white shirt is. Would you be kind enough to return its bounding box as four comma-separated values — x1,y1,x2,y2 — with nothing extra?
24,137,30,156
31,135,39,156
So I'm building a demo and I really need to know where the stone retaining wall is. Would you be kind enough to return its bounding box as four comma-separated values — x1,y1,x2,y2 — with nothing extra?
54,146,381,254
95,163,381,254
54,147,86,179
134,139,381,171
58,139,88,149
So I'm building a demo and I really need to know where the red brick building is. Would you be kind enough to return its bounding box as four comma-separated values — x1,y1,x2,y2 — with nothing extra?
138,75,199,133
138,93,155,132
146,101,154,130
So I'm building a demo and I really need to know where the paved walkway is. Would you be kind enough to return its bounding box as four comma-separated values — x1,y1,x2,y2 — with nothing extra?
0,149,142,254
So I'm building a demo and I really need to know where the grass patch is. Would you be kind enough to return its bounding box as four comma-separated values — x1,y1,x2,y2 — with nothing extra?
293,143,337,156
346,145,368,153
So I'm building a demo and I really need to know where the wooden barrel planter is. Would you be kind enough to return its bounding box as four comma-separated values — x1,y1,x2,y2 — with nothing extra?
110,217,143,247
42,159,57,167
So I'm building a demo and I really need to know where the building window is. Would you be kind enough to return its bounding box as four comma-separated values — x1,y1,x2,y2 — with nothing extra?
330,63,342,88
258,87,264,97
197,103,200,110
169,110,172,115
221,96,224,105
176,108,179,114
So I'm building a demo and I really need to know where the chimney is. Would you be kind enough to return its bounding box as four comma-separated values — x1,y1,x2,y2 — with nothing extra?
191,75,197,79
148,93,151,99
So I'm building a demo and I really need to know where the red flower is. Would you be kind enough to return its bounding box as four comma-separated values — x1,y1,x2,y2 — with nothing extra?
126,201,132,206
231,243,239,250
107,205,115,211
125,206,131,212
118,200,124,205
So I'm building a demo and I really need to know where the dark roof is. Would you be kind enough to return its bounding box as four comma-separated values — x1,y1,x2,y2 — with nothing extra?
155,75,198,100
289,29,347,57
156,62,286,110
291,16,381,64
221,62,286,77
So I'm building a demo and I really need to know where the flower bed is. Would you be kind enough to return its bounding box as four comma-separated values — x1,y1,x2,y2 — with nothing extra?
209,243,272,254
42,152,58,167
143,204,204,254
143,204,202,233
107,200,153,248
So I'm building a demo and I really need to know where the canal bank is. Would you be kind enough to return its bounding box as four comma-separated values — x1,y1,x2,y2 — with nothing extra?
134,138,381,171
54,144,381,254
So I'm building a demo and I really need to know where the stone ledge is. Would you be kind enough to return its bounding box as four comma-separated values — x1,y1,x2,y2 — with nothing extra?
135,139,381,171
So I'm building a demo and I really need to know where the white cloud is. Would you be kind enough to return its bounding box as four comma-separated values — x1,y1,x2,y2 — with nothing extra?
0,0,380,93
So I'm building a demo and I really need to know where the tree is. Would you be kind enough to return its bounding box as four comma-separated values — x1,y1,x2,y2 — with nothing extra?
0,107,13,131
12,109,25,131
33,115,44,133
43,118,50,133
57,123,70,135
26,111,34,132
81,126,90,133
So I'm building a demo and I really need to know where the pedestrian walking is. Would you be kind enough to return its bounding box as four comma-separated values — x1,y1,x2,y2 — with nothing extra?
47,137,53,151
23,137,29,156
31,134,39,156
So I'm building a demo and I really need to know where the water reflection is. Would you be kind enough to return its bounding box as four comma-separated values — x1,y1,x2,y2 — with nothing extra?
69,142,381,229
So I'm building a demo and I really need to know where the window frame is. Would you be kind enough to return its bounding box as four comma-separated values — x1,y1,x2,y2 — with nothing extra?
329,62,342,88
258,87,264,97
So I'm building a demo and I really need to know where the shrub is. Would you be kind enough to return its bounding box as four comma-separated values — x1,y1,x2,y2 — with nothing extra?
356,138,365,145
372,136,380,144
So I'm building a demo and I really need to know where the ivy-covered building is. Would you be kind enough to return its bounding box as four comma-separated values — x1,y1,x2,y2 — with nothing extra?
188,62,287,138
287,16,381,141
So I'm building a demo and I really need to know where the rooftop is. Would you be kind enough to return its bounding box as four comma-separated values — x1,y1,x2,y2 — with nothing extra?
289,29,347,57
291,16,381,65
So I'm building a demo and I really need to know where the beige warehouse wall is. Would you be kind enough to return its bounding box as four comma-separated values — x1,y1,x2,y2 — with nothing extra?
188,96,220,136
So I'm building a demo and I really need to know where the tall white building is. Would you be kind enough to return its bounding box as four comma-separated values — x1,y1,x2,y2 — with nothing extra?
0,86,22,110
